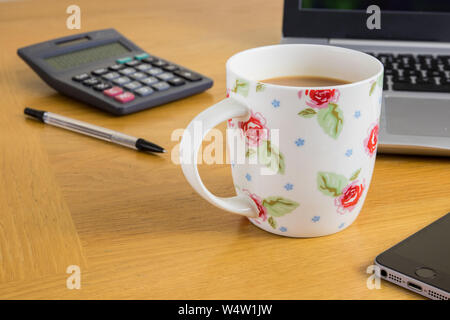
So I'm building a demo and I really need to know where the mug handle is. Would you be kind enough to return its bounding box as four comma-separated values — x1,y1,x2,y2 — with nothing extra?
179,98,259,218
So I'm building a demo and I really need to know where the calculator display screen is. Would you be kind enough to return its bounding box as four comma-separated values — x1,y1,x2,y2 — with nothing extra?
45,42,130,70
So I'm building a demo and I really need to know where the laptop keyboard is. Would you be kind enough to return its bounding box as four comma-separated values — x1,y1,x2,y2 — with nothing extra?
364,52,450,93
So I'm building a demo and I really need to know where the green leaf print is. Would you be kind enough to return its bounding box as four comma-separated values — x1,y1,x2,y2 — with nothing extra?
262,196,300,217
317,171,349,197
232,78,250,97
257,140,285,175
369,81,377,96
246,148,256,158
256,82,266,92
350,168,361,181
317,103,344,139
268,216,277,229
298,108,317,118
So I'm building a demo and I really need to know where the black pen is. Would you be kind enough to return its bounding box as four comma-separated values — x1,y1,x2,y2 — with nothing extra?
24,108,166,153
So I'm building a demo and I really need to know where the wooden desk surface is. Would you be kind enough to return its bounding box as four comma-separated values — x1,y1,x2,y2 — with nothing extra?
0,0,449,300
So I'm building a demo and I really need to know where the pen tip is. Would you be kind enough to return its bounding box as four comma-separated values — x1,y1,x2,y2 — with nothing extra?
162,149,167,153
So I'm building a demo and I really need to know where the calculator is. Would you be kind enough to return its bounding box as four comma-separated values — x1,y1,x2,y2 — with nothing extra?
17,29,213,115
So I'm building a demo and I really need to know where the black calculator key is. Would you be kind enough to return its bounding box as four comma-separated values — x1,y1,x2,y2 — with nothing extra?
147,68,163,76
123,81,142,91
168,77,185,86
93,82,111,91
174,70,202,81
92,68,108,76
102,72,120,80
73,73,90,82
134,86,154,97
130,72,147,80
113,76,131,85
82,77,100,86
135,63,152,72
152,82,170,91
125,60,141,67
120,67,136,76
156,72,174,81
109,64,125,71
140,77,159,86
163,64,179,72
151,59,168,67
142,57,156,64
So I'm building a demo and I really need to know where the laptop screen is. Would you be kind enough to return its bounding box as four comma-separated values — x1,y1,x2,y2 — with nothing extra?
284,0,450,41
299,0,450,12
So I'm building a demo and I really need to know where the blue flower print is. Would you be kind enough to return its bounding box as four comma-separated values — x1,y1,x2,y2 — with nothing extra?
284,183,293,191
295,138,305,147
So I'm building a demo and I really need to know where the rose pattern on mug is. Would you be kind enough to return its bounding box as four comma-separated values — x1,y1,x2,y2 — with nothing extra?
244,189,299,229
239,110,286,175
364,122,379,157
317,169,366,215
297,89,344,139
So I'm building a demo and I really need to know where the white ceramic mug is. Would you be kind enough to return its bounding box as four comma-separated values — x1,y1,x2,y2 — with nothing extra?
179,44,383,237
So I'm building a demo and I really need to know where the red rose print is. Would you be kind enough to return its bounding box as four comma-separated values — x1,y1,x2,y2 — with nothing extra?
335,180,365,214
226,88,231,98
227,118,235,128
243,189,267,222
238,111,268,147
303,89,340,109
364,123,379,156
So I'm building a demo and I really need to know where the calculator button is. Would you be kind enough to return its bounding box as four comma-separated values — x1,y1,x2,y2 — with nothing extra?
113,76,131,85
93,83,111,91
82,77,100,86
102,72,120,80
152,81,170,91
125,60,141,67
151,59,168,67
119,67,136,76
108,64,125,71
103,86,123,97
123,81,142,90
135,53,150,60
140,77,159,86
147,68,163,76
174,70,202,81
134,86,154,97
116,57,133,64
135,63,152,72
130,72,147,80
168,77,186,86
91,68,108,76
142,57,156,64
156,72,174,81
114,92,135,103
72,73,90,82
163,64,179,72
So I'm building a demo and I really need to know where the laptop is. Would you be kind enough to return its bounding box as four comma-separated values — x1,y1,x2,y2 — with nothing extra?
282,0,450,156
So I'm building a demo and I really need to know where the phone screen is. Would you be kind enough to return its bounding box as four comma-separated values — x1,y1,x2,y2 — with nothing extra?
392,214,450,273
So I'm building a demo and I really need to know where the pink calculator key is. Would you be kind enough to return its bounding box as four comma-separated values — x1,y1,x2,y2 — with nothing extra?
114,91,135,103
103,86,123,97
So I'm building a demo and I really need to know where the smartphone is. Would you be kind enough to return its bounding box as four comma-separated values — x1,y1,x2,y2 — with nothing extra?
375,212,450,300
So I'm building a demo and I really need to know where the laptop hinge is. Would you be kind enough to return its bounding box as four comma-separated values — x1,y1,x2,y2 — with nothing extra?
329,38,450,49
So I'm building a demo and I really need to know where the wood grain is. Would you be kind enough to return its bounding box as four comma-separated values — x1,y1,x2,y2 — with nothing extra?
0,0,449,299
